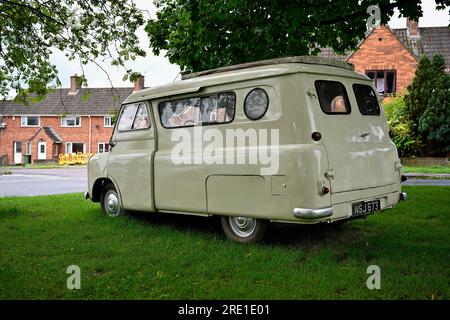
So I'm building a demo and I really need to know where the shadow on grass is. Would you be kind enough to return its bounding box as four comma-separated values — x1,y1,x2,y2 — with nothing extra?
125,210,372,250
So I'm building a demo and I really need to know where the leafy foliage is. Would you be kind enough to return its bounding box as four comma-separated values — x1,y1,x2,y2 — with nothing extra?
0,0,147,102
417,61,450,155
404,54,450,156
383,96,422,157
146,0,450,73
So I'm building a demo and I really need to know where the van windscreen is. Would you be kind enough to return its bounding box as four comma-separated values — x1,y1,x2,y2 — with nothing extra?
353,84,381,116
314,80,351,114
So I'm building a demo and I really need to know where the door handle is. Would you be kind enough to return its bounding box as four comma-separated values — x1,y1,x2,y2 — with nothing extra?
360,133,370,138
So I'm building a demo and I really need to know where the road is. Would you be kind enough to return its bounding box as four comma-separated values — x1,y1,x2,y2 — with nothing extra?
0,168,87,197
403,179,450,186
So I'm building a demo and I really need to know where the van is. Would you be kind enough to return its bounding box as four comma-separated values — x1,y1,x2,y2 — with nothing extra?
85,56,407,243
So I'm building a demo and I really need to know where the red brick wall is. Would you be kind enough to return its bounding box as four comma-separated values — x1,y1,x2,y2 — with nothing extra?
0,115,113,164
348,26,418,94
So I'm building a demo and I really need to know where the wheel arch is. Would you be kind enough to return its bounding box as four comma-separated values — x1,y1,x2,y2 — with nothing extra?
91,177,121,203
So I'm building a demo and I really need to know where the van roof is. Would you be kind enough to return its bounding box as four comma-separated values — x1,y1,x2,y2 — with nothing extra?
124,56,366,104
181,56,354,80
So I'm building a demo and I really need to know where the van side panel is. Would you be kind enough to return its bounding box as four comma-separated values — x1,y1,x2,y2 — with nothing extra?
152,74,333,222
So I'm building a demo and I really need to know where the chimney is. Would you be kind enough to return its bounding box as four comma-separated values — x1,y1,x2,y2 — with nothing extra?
406,18,420,38
69,74,81,94
134,75,145,91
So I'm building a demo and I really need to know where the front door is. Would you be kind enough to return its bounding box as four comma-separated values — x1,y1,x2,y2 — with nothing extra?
13,141,22,164
108,102,155,212
38,142,47,160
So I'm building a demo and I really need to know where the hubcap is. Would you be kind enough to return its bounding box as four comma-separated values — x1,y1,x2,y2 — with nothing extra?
104,191,120,217
228,217,257,238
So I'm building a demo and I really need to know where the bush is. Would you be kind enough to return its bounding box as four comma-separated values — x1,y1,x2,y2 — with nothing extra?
404,54,450,156
383,96,422,157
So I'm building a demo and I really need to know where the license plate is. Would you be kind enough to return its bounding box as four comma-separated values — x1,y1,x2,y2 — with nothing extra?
352,200,380,216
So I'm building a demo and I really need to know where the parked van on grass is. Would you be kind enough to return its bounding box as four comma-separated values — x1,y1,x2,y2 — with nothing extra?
85,56,407,243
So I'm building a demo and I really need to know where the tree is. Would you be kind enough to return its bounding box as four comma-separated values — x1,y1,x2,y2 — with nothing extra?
0,0,147,102
146,0,450,73
416,55,450,155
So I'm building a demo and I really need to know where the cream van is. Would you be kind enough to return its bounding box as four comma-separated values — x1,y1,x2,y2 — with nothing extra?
85,56,407,243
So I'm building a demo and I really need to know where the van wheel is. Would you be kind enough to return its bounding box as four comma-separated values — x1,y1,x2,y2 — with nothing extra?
221,216,268,243
100,184,125,217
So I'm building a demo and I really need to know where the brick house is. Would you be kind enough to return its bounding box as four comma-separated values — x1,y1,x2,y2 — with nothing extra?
0,75,144,165
319,20,450,95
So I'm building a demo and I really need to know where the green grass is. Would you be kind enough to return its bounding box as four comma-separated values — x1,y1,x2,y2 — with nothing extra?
0,186,449,300
403,165,450,174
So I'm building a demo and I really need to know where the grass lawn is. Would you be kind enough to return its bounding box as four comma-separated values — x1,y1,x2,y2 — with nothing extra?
403,165,450,174
0,186,448,300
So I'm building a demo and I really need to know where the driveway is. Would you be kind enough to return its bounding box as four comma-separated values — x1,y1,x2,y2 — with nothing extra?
0,167,87,197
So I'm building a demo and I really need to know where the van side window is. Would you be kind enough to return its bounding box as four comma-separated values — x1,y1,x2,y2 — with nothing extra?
133,104,151,129
314,80,351,114
352,84,381,116
159,92,235,128
117,104,139,131
117,103,151,131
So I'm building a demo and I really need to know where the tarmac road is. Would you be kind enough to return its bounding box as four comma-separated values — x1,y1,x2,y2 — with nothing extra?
402,179,450,186
0,167,87,197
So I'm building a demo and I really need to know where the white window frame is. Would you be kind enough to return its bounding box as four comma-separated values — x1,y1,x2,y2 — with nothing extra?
61,115,81,127
65,142,85,154
98,142,110,154
104,116,113,127
21,116,40,127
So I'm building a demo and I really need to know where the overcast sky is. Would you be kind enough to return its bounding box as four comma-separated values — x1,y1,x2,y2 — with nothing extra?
51,0,449,90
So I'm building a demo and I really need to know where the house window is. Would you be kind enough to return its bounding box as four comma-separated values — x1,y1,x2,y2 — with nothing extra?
61,116,81,127
104,116,113,127
21,116,40,127
98,143,110,154
366,70,396,95
66,142,85,154
26,142,32,155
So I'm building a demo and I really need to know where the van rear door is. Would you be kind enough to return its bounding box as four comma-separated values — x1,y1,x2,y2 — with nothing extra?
311,78,399,194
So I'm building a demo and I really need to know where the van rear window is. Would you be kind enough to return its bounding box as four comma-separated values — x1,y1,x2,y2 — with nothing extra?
314,80,351,114
159,92,235,128
353,84,381,115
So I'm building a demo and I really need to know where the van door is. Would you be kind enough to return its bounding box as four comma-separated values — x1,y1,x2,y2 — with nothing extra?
107,102,156,212
311,79,398,194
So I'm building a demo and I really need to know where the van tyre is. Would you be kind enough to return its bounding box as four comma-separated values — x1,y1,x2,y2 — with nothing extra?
100,184,126,217
221,216,268,243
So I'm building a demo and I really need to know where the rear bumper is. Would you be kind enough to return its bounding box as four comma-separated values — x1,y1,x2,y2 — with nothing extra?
293,207,333,219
